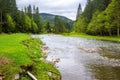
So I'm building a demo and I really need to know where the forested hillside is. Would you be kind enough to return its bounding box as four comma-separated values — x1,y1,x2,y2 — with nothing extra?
74,0,120,36
40,13,73,33
0,0,72,34
40,13,73,24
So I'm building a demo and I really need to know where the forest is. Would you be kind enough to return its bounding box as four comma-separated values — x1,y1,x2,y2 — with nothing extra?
0,0,119,37
0,0,72,34
74,0,120,36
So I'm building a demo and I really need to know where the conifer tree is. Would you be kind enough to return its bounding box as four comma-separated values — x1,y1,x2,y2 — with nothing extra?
27,5,32,18
33,7,41,33
76,3,82,20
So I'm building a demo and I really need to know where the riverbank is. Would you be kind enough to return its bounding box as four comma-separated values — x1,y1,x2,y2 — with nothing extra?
63,32,120,42
36,34,120,80
0,33,61,80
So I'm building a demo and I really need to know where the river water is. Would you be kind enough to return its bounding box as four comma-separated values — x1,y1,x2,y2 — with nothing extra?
32,34,120,80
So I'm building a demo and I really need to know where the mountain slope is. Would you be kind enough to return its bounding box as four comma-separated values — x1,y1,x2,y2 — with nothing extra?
40,13,74,24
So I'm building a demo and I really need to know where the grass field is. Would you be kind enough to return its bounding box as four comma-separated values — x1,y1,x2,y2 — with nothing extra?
0,33,60,80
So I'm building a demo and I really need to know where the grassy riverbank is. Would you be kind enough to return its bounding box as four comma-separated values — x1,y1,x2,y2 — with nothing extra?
63,32,120,42
0,33,60,80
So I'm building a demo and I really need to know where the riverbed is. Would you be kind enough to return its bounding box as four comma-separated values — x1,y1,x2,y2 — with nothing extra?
32,34,120,80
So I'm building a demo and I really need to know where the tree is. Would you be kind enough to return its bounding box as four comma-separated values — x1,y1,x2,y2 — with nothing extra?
0,0,43,33
74,15,87,33
0,0,3,30
0,0,18,33
24,15,32,32
45,22,51,33
33,7,41,33
74,0,114,36
87,11,108,35
105,0,120,36
92,0,111,12
27,5,32,18
83,0,94,23
0,9,2,32
5,14,15,33
76,3,82,20
31,20,38,33
74,0,94,33
54,16,70,33
15,11,26,32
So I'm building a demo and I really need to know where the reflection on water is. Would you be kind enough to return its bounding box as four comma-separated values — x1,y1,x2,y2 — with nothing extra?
100,47,120,59
90,65,120,80
32,34,120,80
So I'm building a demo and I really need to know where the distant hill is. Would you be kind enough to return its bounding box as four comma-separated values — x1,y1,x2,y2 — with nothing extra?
40,13,74,24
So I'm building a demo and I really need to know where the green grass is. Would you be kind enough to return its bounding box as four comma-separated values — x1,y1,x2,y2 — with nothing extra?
63,32,120,42
0,33,61,80
0,33,32,65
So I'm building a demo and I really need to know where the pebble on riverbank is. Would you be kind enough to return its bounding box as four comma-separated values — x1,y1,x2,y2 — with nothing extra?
41,45,49,50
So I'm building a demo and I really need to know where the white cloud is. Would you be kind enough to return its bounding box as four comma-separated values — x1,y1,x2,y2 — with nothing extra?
16,0,87,20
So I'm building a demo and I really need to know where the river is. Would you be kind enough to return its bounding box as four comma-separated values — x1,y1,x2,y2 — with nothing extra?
32,34,120,80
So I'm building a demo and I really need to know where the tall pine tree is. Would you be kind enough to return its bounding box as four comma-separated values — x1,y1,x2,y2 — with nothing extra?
76,3,82,20
33,7,41,33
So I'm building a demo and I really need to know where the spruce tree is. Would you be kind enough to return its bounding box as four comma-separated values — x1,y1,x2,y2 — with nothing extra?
46,22,51,33
76,3,82,20
33,7,41,33
27,5,32,18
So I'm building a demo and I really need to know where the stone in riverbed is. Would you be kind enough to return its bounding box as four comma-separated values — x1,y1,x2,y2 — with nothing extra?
14,74,20,80
47,72,52,76
41,45,48,50
79,47,102,53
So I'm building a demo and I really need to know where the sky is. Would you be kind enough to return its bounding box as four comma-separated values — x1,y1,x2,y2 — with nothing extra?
16,0,87,20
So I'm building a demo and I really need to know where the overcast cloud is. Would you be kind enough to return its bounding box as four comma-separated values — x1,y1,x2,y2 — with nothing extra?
16,0,87,20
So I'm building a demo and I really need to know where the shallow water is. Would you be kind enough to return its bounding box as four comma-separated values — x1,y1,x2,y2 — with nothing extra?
32,34,120,80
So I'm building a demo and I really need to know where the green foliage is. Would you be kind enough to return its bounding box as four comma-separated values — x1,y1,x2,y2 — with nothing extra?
5,14,15,32
74,15,87,33
92,0,111,12
105,0,120,36
0,0,73,34
27,5,32,18
40,13,73,33
76,3,82,20
45,22,51,33
74,0,120,36
15,11,25,32
87,11,107,35
24,15,31,32
0,27,2,33
33,7,42,33
54,16,70,33
0,1,42,34
31,20,38,33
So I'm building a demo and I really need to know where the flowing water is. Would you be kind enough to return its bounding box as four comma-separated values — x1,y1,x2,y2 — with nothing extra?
32,34,120,80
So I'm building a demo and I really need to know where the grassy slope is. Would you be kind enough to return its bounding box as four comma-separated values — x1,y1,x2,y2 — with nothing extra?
0,33,60,80
63,32,120,42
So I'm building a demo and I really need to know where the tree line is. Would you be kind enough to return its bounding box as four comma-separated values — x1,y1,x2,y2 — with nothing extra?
41,16,72,34
0,0,72,34
0,0,42,33
74,0,120,36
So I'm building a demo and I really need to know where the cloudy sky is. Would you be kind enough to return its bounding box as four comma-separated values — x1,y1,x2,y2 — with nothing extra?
16,0,87,20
